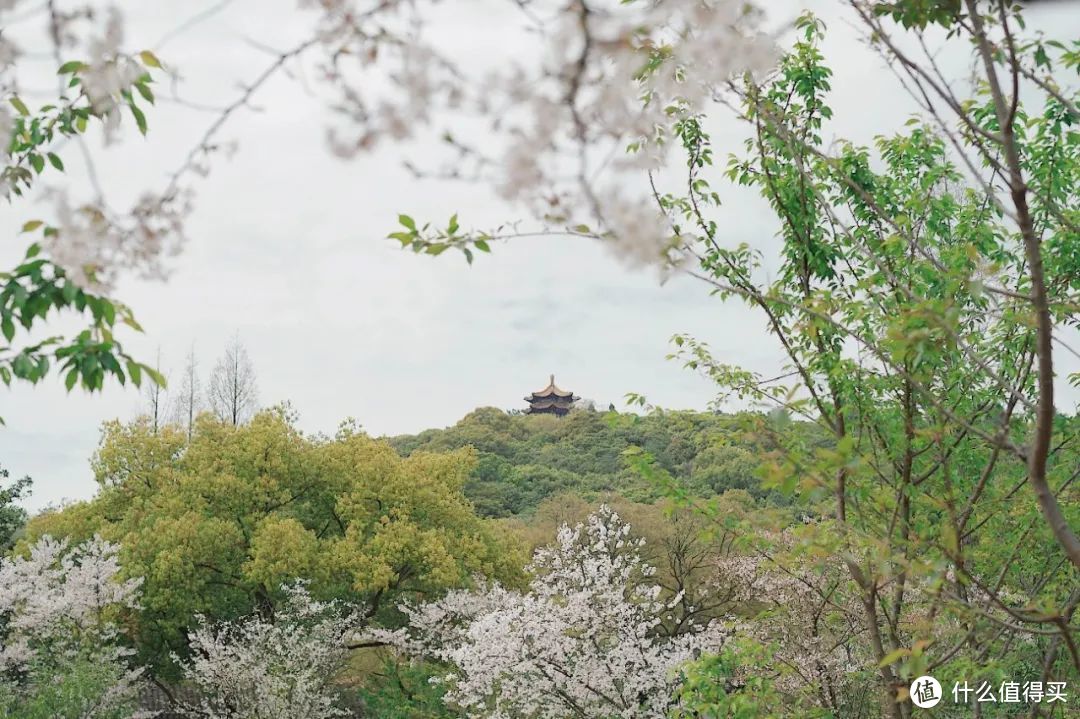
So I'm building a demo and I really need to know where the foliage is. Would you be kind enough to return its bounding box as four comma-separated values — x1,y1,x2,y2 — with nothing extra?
392,2,1080,716
3,2,1078,717
388,407,822,516
0,652,151,719
354,658,461,719
23,409,526,673
0,246,164,421
649,6,1080,718
672,644,808,719
0,466,30,550
0,23,166,417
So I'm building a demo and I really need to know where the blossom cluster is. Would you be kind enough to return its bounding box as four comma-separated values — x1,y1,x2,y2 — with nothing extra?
0,535,149,716
176,583,353,719
712,540,868,702
0,534,142,672
375,506,728,718
305,0,776,271
0,4,185,291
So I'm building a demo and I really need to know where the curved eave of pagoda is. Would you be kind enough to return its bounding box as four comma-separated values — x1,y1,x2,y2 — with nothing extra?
527,398,576,410
527,390,575,400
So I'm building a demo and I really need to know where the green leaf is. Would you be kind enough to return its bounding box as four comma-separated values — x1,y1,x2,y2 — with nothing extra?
128,102,148,135
56,61,86,75
121,313,144,332
135,83,155,104
398,214,417,231
21,220,43,233
473,239,491,253
126,360,143,387
942,523,959,554
139,50,163,69
64,367,78,392
29,154,45,174
144,366,166,387
8,96,29,116
1,316,13,342
878,648,910,668
47,152,64,171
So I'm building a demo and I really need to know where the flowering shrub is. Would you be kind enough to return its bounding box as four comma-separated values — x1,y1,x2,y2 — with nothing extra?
706,530,878,716
175,584,353,719
0,535,150,718
375,506,726,718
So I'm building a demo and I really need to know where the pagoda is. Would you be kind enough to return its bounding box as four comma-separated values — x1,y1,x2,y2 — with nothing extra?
524,375,579,416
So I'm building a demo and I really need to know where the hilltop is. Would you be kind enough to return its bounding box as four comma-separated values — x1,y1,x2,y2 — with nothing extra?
385,406,822,516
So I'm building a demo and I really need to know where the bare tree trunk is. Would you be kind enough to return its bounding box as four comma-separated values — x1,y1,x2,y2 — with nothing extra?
142,347,170,434
174,345,201,441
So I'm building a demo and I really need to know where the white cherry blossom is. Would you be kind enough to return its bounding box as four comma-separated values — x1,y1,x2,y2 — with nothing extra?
176,584,352,719
374,506,728,718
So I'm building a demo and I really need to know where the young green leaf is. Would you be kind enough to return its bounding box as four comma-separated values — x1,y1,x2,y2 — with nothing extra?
56,60,87,75
128,102,148,135
8,96,29,116
139,50,163,69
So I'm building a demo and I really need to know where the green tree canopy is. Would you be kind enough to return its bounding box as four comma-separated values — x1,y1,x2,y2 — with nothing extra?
24,408,525,673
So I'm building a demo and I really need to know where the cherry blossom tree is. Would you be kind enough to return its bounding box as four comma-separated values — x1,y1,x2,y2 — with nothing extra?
175,584,352,719
703,531,880,717
373,506,727,718
312,0,776,250
5,0,778,274
0,535,150,718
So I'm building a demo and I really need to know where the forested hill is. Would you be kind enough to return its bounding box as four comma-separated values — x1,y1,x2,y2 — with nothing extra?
385,407,820,517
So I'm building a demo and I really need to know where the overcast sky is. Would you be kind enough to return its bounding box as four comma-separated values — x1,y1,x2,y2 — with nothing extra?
1,0,1078,512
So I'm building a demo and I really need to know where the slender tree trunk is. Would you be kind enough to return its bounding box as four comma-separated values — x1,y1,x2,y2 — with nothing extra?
965,0,1080,568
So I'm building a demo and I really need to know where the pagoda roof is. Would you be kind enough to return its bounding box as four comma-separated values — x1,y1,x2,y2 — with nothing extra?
528,374,576,399
526,397,575,410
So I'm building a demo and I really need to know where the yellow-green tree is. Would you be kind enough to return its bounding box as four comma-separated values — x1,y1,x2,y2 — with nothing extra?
24,408,525,673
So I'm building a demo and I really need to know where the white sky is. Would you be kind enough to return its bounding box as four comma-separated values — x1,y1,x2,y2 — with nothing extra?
1,0,1078,511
